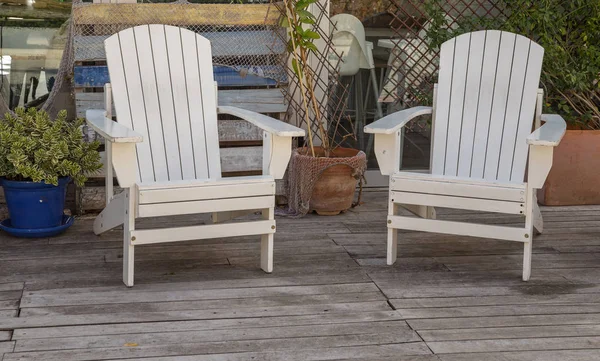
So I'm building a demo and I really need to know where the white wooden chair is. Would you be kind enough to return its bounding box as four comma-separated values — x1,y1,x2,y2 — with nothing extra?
365,30,566,281
86,24,304,286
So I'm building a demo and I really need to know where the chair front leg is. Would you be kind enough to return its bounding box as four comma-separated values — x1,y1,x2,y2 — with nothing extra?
105,141,114,207
123,187,136,287
522,185,535,282
523,144,554,281
261,207,274,273
387,198,399,265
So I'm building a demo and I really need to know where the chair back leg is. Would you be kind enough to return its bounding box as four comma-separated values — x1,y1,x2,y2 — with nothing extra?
532,196,544,235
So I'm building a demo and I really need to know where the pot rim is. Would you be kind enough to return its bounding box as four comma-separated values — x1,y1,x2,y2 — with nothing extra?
1,176,71,189
294,146,365,160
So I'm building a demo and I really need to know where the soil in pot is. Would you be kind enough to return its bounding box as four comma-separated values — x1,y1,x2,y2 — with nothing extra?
295,147,366,216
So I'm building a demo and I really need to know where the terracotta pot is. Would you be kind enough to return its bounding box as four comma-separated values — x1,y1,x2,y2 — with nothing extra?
296,147,365,216
539,129,600,205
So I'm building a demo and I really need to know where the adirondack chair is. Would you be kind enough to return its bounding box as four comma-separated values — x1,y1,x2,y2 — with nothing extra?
365,30,566,281
85,24,304,286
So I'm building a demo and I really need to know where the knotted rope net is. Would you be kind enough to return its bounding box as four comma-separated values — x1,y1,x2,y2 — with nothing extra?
71,0,286,82
282,148,367,217
0,0,286,120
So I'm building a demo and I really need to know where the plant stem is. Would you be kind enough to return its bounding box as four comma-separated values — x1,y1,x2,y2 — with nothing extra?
300,47,330,157
283,0,316,157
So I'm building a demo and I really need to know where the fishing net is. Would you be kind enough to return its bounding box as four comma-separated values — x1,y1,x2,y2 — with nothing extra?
44,19,76,119
0,0,287,121
70,0,286,83
284,148,367,217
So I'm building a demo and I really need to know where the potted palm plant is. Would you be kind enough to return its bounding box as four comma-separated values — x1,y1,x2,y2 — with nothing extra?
425,0,600,205
281,0,367,216
0,108,102,237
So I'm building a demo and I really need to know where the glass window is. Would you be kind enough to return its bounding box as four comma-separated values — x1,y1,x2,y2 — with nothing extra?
0,3,69,111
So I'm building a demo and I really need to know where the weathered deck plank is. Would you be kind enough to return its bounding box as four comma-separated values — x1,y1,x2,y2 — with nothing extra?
396,303,600,319
20,283,379,307
4,342,432,361
428,336,600,354
408,314,600,330
14,320,418,352
1,301,393,330
439,350,600,361
12,311,403,339
0,341,14,354
419,324,600,342
20,292,385,317
391,293,600,308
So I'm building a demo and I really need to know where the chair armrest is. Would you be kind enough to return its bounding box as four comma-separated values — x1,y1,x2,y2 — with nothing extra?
86,109,143,143
364,106,432,135
526,114,566,146
217,106,305,137
526,114,567,189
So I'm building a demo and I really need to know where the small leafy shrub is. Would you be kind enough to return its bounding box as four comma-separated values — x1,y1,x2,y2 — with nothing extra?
425,0,600,129
0,108,102,186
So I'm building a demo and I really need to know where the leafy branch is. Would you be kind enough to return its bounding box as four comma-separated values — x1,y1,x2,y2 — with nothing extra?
282,0,334,157
424,0,600,129
0,108,103,186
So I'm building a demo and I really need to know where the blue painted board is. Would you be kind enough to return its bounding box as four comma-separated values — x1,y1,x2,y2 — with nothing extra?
74,65,282,88
74,66,110,88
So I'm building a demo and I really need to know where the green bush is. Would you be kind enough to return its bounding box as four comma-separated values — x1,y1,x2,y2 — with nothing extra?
0,108,102,186
425,0,600,129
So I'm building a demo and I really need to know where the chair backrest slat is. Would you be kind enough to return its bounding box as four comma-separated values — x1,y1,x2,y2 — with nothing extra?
180,27,211,180
130,26,169,182
431,30,544,183
506,37,545,182
456,31,486,176
104,24,221,184
195,31,222,179
443,32,471,177
469,30,502,179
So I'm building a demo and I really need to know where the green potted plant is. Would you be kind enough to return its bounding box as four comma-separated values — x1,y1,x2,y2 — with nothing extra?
425,0,600,205
281,0,367,216
0,108,102,237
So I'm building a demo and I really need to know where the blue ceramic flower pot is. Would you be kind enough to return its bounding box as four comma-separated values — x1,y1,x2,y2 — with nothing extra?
1,177,70,229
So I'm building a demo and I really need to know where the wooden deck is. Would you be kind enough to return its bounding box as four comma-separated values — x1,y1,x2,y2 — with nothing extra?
0,190,599,360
